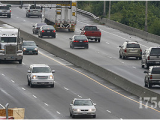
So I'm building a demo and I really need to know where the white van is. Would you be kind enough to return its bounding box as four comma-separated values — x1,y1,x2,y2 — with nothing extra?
26,4,42,18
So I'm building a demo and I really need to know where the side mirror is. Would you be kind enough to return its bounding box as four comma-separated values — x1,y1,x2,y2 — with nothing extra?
93,103,96,106
80,28,82,30
36,44,38,47
52,70,55,73
144,71,148,73
33,25,35,27
69,38,72,40
28,70,31,73
119,46,122,48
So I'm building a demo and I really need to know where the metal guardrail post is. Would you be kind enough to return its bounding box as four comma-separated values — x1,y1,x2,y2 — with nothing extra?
5,103,9,119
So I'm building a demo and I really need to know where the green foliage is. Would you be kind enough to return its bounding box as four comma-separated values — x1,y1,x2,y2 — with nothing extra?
78,1,160,36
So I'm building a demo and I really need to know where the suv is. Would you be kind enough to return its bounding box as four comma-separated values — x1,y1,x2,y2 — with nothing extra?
119,41,142,59
144,66,160,88
69,98,96,118
0,5,11,18
26,4,42,18
141,47,160,68
27,64,55,88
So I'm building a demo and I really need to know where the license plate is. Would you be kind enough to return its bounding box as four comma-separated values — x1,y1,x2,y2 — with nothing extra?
156,62,159,64
83,113,87,114
47,31,50,32
29,51,32,52
79,41,82,42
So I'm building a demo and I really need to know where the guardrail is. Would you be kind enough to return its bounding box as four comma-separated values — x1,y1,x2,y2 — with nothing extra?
77,8,99,20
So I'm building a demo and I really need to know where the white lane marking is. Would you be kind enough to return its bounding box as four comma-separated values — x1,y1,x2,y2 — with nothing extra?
109,57,112,58
133,66,136,69
106,42,109,44
64,87,69,90
0,104,4,108
22,87,25,90
23,20,26,22
106,110,111,113
11,80,15,83
33,95,37,98
120,118,123,120
2,74,5,76
78,95,82,98
121,62,124,64
22,62,25,65
44,103,49,106
77,20,89,25
57,111,61,114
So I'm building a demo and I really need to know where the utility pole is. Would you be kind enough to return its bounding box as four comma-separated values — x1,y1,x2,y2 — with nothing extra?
103,1,106,17
144,1,148,32
108,1,111,19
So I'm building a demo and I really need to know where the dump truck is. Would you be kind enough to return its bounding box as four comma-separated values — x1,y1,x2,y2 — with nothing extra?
0,24,23,64
42,2,77,32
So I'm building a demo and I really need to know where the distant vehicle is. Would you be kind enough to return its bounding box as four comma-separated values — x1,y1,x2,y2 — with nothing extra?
0,4,11,18
27,64,55,88
80,26,101,42
22,41,38,55
69,98,96,118
43,2,77,31
119,41,142,60
38,25,56,38
141,47,160,69
32,22,47,34
144,66,160,88
25,4,42,18
69,35,88,49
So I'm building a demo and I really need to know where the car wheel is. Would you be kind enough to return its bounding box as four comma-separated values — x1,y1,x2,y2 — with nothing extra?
85,45,88,49
139,57,142,60
136,57,138,60
72,115,75,118
93,115,96,118
95,38,97,42
28,80,30,86
36,53,38,55
144,79,147,87
30,82,34,88
19,60,22,64
146,64,149,69
122,54,125,59
119,53,122,58
141,64,144,68
50,84,54,88
70,112,72,117
98,38,100,43
147,80,152,88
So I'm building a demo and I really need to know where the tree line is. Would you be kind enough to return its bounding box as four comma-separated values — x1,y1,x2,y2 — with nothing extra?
77,1,160,36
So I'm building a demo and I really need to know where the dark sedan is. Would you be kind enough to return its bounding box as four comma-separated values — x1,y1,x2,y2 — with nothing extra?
70,35,89,49
22,41,38,55
38,25,56,38
32,22,47,34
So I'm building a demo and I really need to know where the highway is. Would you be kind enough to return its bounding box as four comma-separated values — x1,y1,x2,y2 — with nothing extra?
0,6,159,119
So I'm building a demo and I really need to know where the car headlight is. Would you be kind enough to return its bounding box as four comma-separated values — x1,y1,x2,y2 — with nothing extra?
89,109,96,112
23,48,26,51
49,75,54,79
32,75,36,79
34,48,38,51
73,109,80,112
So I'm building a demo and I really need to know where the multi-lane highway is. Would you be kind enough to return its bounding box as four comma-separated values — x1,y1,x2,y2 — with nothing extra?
0,5,160,119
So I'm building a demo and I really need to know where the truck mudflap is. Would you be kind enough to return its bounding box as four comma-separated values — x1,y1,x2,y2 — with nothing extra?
54,24,75,32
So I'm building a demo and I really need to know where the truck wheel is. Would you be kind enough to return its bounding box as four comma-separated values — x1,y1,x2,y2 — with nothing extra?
19,60,22,64
98,38,101,42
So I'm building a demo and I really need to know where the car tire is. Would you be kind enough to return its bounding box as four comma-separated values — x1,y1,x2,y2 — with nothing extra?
136,57,138,60
95,38,97,42
147,80,152,88
72,115,75,118
122,54,125,59
51,84,54,88
36,53,38,55
30,82,34,88
146,64,149,69
139,57,142,60
119,53,122,58
141,64,144,68
93,115,96,118
98,38,100,43
70,112,72,117
85,45,88,49
26,14,28,17
28,80,30,86
19,60,22,64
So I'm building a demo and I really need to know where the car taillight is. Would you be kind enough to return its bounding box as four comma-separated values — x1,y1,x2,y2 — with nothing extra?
83,40,88,43
53,30,56,32
124,49,127,52
148,56,150,60
42,30,45,32
84,32,86,35
100,32,101,36
10,10,11,12
140,49,142,52
73,40,79,42
150,75,152,79
29,10,30,12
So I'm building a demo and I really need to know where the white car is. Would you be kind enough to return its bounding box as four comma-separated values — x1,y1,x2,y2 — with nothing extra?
69,98,96,118
27,64,55,88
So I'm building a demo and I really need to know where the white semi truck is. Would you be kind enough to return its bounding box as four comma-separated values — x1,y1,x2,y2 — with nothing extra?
42,2,77,32
0,24,23,64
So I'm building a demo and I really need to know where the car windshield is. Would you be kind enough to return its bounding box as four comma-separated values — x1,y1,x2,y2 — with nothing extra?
42,26,54,30
152,68,160,74
32,67,51,73
1,37,16,43
30,5,41,9
37,23,46,27
150,48,160,56
23,42,36,46
84,26,97,31
74,100,93,106
0,6,9,10
126,43,140,48
74,36,87,40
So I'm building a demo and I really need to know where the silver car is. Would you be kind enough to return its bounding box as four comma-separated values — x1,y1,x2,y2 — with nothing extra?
69,98,96,118
142,47,160,69
144,66,160,88
26,4,42,18
27,64,55,88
